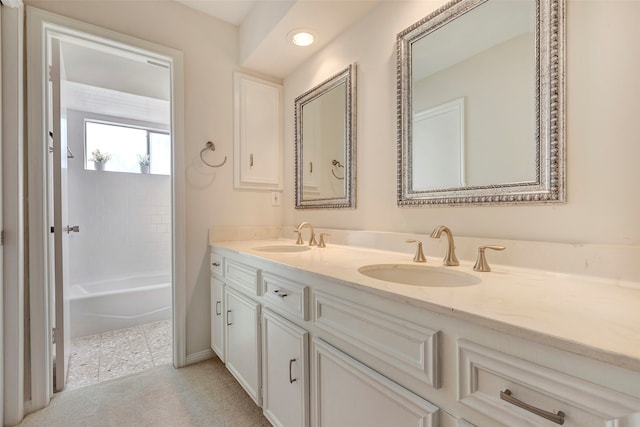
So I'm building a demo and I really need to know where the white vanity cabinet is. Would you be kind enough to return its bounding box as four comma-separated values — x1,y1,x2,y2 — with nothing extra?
457,339,640,427
262,309,309,427
214,255,263,406
313,338,439,427
209,277,225,362
225,285,262,406
209,244,640,427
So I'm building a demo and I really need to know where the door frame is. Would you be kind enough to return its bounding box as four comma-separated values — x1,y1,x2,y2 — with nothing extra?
26,6,186,411
2,3,25,426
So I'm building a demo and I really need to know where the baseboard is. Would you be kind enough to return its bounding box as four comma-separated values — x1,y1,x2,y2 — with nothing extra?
185,348,215,365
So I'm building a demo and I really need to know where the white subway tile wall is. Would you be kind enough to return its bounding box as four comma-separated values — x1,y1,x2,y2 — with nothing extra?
66,110,171,285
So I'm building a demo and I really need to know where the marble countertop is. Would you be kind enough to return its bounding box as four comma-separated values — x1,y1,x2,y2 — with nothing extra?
210,238,640,372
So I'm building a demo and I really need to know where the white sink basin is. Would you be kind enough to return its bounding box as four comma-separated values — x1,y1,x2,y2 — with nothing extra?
253,245,311,253
358,264,480,287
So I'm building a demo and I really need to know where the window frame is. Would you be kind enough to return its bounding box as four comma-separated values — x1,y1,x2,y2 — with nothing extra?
83,118,170,175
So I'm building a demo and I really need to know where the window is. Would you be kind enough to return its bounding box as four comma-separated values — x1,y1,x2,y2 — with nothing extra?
85,120,171,175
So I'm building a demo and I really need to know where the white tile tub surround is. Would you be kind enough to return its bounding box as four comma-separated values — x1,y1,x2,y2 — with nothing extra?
66,110,172,286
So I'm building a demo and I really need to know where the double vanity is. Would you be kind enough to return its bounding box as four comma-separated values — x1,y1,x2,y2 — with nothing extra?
208,0,640,425
209,228,640,427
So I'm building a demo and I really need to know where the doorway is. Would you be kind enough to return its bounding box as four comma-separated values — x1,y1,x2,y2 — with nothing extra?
54,38,173,389
27,7,186,409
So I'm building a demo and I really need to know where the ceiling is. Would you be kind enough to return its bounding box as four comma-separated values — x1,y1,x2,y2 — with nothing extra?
59,0,379,108
175,0,379,78
174,0,258,26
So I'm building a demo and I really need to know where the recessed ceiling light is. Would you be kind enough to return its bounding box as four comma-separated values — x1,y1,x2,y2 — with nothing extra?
287,28,317,47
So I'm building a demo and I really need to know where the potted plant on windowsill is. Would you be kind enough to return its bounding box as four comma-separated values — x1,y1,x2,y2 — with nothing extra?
89,149,111,171
138,154,150,174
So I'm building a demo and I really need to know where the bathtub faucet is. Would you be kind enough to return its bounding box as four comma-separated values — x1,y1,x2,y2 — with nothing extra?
294,222,317,246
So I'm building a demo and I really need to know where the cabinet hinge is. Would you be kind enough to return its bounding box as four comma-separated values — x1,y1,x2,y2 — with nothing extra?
48,65,52,82
52,327,57,344
0,230,4,246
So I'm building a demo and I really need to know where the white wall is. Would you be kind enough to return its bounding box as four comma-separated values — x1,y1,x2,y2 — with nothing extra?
283,0,640,247
66,110,171,286
25,0,283,355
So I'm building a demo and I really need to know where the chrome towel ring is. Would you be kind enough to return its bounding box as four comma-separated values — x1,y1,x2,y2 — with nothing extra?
200,141,227,168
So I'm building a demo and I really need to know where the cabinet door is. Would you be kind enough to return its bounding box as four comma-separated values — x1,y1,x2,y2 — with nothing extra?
313,338,439,427
210,277,225,362
225,286,262,406
262,309,309,427
233,72,283,190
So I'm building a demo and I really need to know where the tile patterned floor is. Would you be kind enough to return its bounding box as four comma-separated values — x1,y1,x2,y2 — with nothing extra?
65,320,172,390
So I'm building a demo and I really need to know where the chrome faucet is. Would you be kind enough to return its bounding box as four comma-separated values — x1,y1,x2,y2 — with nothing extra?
430,225,459,266
294,222,317,246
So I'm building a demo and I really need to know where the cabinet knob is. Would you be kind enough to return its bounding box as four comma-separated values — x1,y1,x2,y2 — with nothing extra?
212,262,220,267
273,289,288,299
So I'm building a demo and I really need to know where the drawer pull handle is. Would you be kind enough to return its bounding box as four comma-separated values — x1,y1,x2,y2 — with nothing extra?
212,262,220,267
289,358,297,384
273,290,288,299
226,310,232,326
500,389,565,425
215,301,221,316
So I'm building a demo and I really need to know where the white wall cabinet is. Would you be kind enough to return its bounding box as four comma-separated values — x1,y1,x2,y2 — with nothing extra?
233,72,283,191
209,277,225,362
225,285,262,406
262,309,309,427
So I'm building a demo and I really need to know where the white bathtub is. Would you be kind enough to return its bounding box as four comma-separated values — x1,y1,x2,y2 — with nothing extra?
70,274,172,338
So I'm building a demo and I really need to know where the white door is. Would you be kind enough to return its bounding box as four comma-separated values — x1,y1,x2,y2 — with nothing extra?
50,37,72,392
262,309,309,427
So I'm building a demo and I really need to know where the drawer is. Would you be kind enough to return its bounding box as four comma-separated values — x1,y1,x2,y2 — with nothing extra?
458,340,640,427
261,273,309,321
313,290,440,389
225,259,259,295
210,253,224,277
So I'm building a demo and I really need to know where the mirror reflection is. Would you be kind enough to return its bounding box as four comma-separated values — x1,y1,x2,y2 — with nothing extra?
302,82,347,199
295,64,356,209
398,0,565,205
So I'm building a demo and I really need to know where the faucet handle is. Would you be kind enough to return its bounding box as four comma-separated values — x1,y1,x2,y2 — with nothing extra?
473,245,505,272
294,230,304,245
406,239,427,263
318,233,330,248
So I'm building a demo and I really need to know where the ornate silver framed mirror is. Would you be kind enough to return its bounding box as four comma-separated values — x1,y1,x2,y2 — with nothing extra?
295,64,356,209
397,0,565,206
